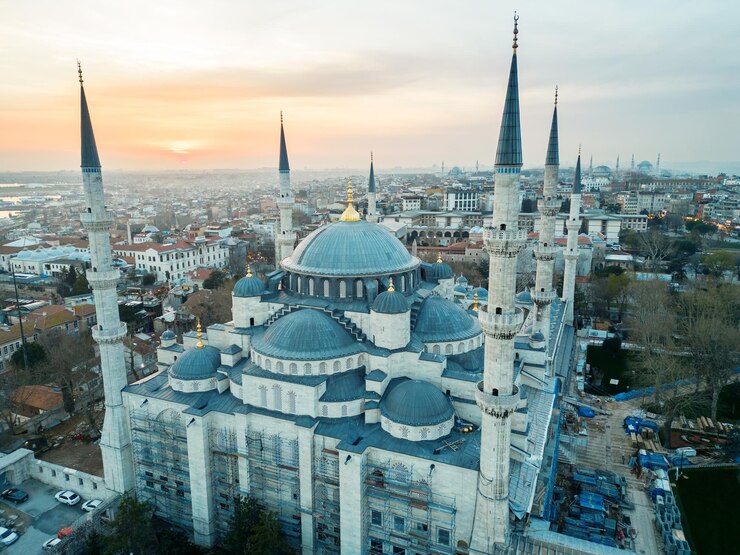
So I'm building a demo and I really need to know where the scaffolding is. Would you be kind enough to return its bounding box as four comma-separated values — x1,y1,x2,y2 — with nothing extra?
313,447,341,554
210,427,240,541
363,460,457,555
243,429,302,547
131,408,193,531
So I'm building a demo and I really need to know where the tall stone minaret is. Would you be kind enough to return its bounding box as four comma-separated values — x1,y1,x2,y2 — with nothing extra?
366,153,378,222
532,88,560,353
563,150,582,325
77,65,134,494
276,112,295,263
471,14,526,550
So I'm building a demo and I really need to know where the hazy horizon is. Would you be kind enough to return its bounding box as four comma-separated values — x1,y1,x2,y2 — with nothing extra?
1,1,738,172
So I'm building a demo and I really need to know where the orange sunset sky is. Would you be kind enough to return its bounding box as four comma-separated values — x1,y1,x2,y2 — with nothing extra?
0,1,737,172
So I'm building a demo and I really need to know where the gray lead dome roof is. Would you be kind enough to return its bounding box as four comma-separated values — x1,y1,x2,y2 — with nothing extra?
381,380,454,426
233,275,264,297
252,309,363,361
372,290,409,314
281,220,419,277
170,346,221,380
413,296,481,342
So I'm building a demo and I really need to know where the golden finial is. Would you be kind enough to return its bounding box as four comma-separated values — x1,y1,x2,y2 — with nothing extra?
196,318,204,349
77,60,83,84
246,263,253,278
340,177,361,222
436,252,443,264
371,151,374,162
512,12,520,52
280,110,283,125
472,290,479,312
554,85,558,106
388,277,395,292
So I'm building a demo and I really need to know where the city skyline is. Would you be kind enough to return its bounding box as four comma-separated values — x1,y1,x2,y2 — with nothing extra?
1,1,738,172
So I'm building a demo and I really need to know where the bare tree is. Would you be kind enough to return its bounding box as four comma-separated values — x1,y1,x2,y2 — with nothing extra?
638,230,673,272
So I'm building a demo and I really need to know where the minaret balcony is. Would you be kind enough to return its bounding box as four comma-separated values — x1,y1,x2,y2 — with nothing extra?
482,228,527,257
531,288,556,306
277,196,294,209
475,382,519,417
92,322,127,345
478,306,523,339
563,250,579,262
87,269,121,290
538,198,561,216
79,211,114,232
533,245,559,261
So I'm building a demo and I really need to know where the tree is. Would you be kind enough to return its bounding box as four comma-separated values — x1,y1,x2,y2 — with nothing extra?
183,284,234,328
71,272,90,296
142,273,157,286
104,495,157,554
203,269,227,290
701,251,735,278
223,496,292,555
65,265,78,287
10,341,46,370
637,229,672,272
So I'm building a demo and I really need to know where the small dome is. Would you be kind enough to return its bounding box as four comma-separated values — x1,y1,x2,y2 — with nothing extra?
473,287,488,300
381,380,454,426
456,275,468,285
372,290,408,314
426,261,454,281
161,330,175,341
454,285,467,294
530,331,545,342
414,296,481,342
252,309,362,361
170,346,221,380
233,275,264,297
516,290,532,303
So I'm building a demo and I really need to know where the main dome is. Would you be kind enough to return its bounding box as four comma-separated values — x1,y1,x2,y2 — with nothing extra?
282,221,419,277
252,309,363,361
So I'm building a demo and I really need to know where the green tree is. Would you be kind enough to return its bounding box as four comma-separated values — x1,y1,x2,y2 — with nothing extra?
223,496,292,555
71,273,90,295
66,265,78,287
10,341,46,370
104,495,157,554
701,251,735,278
142,273,157,286
247,511,292,555
203,269,227,290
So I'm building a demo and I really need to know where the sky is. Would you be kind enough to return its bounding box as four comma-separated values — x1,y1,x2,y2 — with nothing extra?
0,0,738,172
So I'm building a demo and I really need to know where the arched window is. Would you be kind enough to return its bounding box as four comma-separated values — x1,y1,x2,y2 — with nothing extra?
323,280,330,297
355,279,363,298
341,405,348,417
297,276,303,293
288,391,296,413
290,363,298,374
421,428,429,440
401,274,407,292
400,426,409,439
265,359,272,371
346,358,353,369
259,386,267,407
468,339,474,350
358,354,365,366
339,280,347,298
304,363,312,375
433,345,441,355
333,361,341,372
272,385,282,410
249,317,255,326
319,362,327,375
276,361,283,373
445,344,453,355
321,405,328,417
457,342,464,353
309,278,315,296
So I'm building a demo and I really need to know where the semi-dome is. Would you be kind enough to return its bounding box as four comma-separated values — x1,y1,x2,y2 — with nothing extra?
233,273,264,298
372,290,408,314
282,221,419,277
414,296,481,342
252,309,362,361
170,345,221,380
381,380,454,426
161,329,176,341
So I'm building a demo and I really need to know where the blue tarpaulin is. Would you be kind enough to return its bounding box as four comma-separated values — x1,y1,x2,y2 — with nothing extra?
578,406,597,418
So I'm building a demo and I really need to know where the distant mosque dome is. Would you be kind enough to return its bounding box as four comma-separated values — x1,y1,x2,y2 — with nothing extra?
372,289,409,314
161,329,176,341
252,309,362,361
456,275,468,285
233,273,264,298
593,165,611,177
414,296,480,342
637,160,654,173
170,345,221,380
381,380,454,427
282,221,419,277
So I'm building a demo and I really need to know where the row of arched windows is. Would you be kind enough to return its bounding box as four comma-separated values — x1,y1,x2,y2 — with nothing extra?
425,335,483,356
286,271,420,300
252,352,365,375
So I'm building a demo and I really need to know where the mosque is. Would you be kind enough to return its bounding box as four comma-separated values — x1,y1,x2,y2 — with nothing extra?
78,16,582,555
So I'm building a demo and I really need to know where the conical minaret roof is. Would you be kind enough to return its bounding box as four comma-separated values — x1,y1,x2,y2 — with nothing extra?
368,153,376,193
494,16,522,168
79,66,100,168
573,151,582,194
545,88,559,166
279,112,290,172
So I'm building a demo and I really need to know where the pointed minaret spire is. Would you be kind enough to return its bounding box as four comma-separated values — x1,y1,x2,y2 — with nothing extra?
495,13,522,168
368,152,376,193
276,112,295,262
367,152,378,222
574,149,582,193
279,111,290,172
545,86,559,166
79,62,101,169
563,148,583,324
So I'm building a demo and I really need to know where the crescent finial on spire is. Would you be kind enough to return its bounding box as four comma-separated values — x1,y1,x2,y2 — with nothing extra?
388,276,395,293
578,144,582,156
280,110,283,125
246,262,252,278
554,85,558,106
77,60,83,85
196,318,204,349
340,177,361,222
513,12,519,52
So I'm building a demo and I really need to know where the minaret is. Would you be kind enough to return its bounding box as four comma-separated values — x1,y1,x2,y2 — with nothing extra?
276,112,295,263
656,152,660,176
631,154,635,172
77,64,134,494
588,154,593,178
615,155,620,178
472,14,526,550
531,87,560,354
366,152,378,222
563,149,582,325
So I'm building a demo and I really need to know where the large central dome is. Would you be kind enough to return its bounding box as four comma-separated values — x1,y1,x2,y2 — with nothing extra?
282,220,419,277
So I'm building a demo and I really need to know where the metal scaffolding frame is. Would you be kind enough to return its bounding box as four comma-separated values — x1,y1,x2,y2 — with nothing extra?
313,447,341,554
210,427,240,541
363,460,457,555
242,428,302,546
131,408,193,530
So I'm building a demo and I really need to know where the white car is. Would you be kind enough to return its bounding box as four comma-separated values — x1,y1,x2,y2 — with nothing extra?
43,537,62,550
54,490,81,506
0,527,18,546
82,499,102,512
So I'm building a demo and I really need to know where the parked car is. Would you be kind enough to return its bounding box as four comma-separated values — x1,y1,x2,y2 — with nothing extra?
43,537,62,550
82,499,102,512
0,527,18,546
54,490,81,506
57,527,73,539
1,487,29,504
